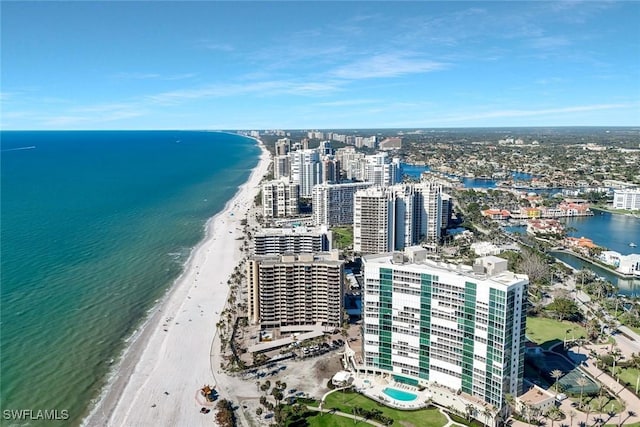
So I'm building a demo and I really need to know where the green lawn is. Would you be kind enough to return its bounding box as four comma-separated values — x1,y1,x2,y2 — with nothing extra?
306,412,373,426
322,391,447,427
526,316,586,349
284,407,378,426
578,394,625,414
613,365,640,390
332,226,354,249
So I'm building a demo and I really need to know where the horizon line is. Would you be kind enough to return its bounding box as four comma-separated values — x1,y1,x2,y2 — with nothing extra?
2,125,639,132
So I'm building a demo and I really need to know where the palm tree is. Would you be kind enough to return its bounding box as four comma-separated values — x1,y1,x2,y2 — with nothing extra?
483,406,494,427
547,407,563,427
569,409,576,427
611,347,622,378
466,403,476,421
576,377,589,406
629,353,640,370
505,393,516,415
550,369,564,392
531,407,542,425
521,403,532,426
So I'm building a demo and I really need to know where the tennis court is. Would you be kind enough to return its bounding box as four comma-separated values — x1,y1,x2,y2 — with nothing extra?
527,352,600,396
558,369,600,395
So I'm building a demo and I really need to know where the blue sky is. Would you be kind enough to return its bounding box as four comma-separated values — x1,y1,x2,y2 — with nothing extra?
1,1,639,130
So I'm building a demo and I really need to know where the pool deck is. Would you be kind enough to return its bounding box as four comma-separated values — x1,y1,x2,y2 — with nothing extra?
351,373,432,410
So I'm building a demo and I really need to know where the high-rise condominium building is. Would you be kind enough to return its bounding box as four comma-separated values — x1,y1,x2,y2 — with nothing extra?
290,149,322,197
275,138,291,156
362,249,528,412
262,179,299,218
354,186,391,254
353,183,442,254
273,155,290,180
364,153,402,186
441,193,452,230
319,140,334,156
312,181,374,226
335,147,365,180
246,252,344,327
253,225,332,255
339,152,402,185
321,157,340,183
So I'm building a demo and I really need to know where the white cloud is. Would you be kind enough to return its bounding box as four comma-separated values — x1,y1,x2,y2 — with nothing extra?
437,103,636,123
331,53,447,79
528,36,571,50
202,42,234,52
314,99,379,107
111,72,197,81
144,79,342,105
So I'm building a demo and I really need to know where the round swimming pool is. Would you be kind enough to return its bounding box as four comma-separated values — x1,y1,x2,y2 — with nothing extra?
382,387,417,402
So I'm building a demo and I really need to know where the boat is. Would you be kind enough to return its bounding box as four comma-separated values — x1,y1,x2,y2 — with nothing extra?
630,242,638,247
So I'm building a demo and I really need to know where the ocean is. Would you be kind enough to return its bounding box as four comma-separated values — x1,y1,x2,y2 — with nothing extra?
0,131,259,426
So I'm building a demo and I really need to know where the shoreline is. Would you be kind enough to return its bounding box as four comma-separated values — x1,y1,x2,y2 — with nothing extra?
551,249,639,279
82,137,271,426
591,205,640,218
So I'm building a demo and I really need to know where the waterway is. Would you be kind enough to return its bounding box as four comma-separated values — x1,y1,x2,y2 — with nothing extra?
562,210,640,255
403,164,640,292
402,163,536,188
551,251,640,297
506,211,640,255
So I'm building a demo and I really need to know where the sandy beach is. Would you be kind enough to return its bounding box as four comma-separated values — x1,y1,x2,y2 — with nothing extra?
82,138,271,427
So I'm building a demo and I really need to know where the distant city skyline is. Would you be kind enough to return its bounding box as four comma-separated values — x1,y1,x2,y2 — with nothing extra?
2,1,639,130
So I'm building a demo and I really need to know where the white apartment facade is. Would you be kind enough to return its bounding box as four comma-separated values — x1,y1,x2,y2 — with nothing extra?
354,186,393,254
290,149,322,197
246,252,344,327
613,188,640,210
364,153,402,186
253,226,332,255
262,179,299,218
312,181,374,226
273,155,290,180
353,183,442,254
362,250,528,411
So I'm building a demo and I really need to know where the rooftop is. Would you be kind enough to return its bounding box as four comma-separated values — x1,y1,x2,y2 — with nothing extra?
256,225,329,236
364,249,527,288
518,386,555,405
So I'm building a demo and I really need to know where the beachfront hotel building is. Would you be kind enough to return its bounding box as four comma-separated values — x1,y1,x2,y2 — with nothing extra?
360,248,528,411
312,181,374,226
353,182,442,254
613,188,640,211
253,225,332,255
246,251,344,328
262,178,299,218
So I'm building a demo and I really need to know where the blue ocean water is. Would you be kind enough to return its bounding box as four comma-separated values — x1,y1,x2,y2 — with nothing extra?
0,131,259,426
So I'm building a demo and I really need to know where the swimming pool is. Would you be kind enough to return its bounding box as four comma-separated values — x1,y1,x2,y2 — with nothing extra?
382,387,417,402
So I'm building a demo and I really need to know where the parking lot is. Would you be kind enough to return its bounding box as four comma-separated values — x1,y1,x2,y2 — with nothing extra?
301,338,345,358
